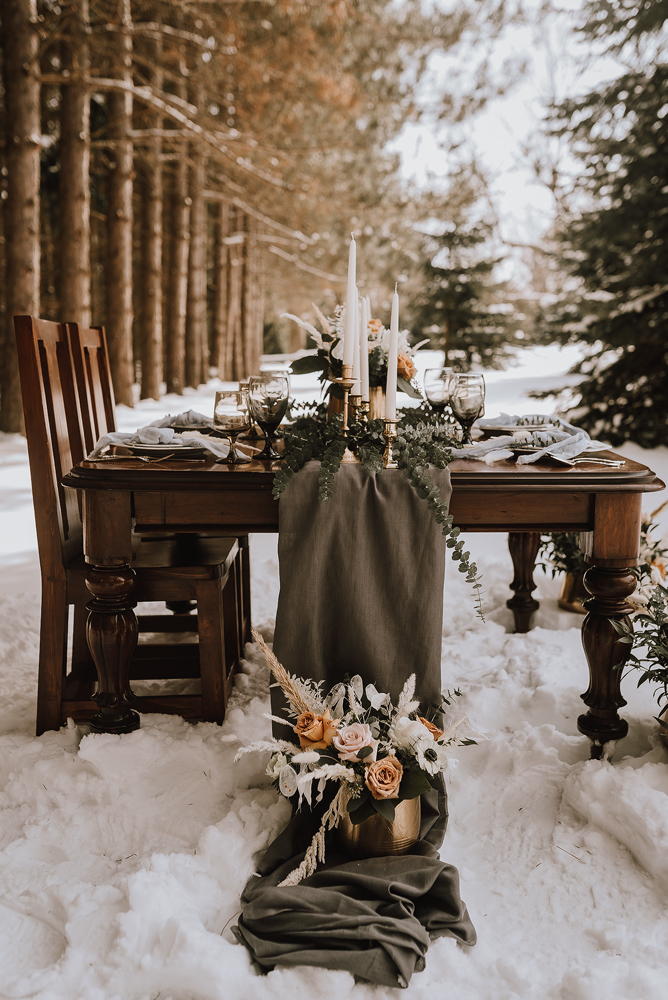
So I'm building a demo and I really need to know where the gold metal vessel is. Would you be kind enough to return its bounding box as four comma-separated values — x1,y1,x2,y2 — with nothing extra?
337,795,421,859
558,571,589,614
368,386,386,421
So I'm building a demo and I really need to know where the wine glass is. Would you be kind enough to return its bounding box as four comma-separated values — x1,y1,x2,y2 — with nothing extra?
247,373,290,459
213,390,251,464
423,367,453,414
449,374,485,445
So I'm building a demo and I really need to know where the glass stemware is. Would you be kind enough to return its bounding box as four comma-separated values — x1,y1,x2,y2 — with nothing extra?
423,367,454,414
449,373,485,445
213,389,252,464
247,373,290,459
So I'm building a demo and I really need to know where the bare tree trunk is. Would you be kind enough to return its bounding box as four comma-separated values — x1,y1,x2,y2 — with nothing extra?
242,216,262,375
212,199,229,377
164,77,189,395
106,0,134,406
1,0,40,432
227,207,244,380
185,83,207,388
139,39,162,400
59,0,91,327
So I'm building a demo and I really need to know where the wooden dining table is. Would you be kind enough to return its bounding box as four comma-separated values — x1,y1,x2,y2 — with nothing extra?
62,449,664,755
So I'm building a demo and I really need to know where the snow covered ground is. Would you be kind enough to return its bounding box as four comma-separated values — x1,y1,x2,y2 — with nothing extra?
2,347,668,999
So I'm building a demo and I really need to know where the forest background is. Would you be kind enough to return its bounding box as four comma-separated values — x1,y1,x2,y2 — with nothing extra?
0,0,665,448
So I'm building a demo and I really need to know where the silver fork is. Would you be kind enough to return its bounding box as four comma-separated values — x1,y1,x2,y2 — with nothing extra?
554,456,625,467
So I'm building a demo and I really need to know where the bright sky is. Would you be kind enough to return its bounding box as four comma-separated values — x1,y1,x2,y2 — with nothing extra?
388,0,624,276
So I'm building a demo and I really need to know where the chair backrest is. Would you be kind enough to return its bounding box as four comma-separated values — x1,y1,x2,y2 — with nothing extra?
14,316,84,572
66,323,116,458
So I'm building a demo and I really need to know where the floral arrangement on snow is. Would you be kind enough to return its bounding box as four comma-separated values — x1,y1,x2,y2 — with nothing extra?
283,302,424,399
235,630,475,886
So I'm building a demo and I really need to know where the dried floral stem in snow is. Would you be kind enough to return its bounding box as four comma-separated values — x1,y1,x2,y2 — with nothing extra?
233,739,297,762
278,785,348,887
251,628,320,715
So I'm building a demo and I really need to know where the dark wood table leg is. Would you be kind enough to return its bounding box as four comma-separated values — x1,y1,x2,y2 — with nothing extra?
577,493,643,756
86,564,140,733
506,531,541,633
83,491,140,734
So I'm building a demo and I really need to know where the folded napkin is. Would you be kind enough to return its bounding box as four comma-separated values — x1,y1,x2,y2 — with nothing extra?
88,425,229,460
454,414,610,465
148,409,213,429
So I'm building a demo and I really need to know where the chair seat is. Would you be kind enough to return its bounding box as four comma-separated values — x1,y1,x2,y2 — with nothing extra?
66,536,239,602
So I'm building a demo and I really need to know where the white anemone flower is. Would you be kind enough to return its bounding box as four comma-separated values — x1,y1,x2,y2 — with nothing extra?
417,741,451,775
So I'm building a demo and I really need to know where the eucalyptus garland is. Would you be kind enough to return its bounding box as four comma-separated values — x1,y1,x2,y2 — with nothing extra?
273,402,484,617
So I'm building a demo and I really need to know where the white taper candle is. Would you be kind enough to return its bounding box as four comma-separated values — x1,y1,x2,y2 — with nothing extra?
343,235,356,368
385,286,399,420
352,286,361,393
360,296,370,401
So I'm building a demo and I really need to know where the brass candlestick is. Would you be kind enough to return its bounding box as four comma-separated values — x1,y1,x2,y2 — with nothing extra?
383,418,399,468
349,393,362,424
357,398,370,424
330,363,360,464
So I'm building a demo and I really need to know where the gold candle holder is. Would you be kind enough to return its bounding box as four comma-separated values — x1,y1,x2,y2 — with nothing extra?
330,363,360,464
349,393,362,424
383,418,399,468
357,399,370,424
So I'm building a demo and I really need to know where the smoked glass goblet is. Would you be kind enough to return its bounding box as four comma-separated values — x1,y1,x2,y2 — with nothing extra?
213,390,251,464
449,373,485,445
423,367,453,415
247,373,290,459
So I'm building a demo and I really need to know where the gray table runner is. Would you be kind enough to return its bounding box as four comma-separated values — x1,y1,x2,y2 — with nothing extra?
273,461,452,708
234,461,476,987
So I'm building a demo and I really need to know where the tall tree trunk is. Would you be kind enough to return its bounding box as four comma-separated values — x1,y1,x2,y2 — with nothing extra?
59,0,91,327
242,216,262,375
0,0,40,432
227,207,244,380
106,0,134,406
164,77,189,395
212,199,229,378
185,88,207,388
139,40,163,400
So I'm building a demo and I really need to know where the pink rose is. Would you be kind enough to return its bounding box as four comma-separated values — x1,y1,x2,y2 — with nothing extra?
333,723,378,763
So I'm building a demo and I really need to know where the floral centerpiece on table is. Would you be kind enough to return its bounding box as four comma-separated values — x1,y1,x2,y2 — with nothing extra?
283,304,423,399
236,630,475,886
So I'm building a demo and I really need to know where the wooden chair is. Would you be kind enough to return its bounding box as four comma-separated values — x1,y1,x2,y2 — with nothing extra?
14,315,242,734
66,322,252,646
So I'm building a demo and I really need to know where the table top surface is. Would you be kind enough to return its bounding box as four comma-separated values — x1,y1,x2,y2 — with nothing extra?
62,448,665,495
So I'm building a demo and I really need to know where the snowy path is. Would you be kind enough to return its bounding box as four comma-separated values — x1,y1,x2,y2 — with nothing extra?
1,351,668,999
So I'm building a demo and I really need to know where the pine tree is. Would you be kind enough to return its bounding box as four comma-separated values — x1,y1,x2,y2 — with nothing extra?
543,1,668,447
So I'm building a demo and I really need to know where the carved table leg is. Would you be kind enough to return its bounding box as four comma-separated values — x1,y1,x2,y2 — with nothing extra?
506,531,541,633
577,565,636,755
85,564,140,734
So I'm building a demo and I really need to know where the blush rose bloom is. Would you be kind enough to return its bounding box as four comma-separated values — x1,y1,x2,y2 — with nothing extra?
365,756,403,799
333,723,379,763
418,716,444,740
397,353,416,380
293,708,338,749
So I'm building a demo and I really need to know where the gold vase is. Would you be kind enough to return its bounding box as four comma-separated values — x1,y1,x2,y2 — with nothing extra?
368,386,386,421
557,571,589,614
337,795,421,859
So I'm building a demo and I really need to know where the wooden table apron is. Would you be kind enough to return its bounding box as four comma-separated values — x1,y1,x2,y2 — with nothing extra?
62,454,664,751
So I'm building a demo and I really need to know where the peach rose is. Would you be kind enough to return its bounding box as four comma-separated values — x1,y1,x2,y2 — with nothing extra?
397,353,416,380
365,755,403,800
293,708,338,750
368,318,383,334
418,717,444,740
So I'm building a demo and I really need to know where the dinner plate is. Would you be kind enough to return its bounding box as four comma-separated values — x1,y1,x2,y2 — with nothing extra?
509,444,545,456
481,423,558,436
124,443,209,459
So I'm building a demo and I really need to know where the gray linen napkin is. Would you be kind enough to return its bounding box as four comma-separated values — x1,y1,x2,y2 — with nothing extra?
88,425,229,460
